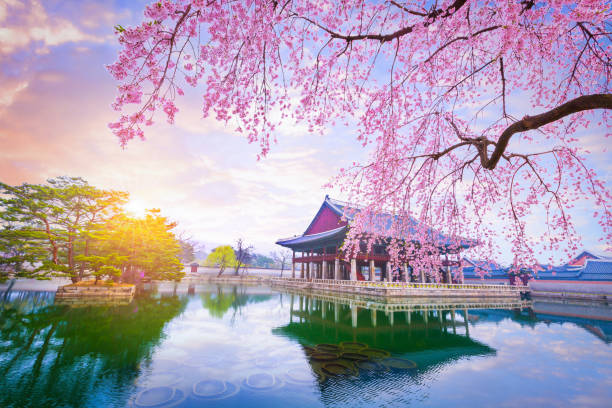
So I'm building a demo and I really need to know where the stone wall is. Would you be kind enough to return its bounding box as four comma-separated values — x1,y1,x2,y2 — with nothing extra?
55,283,135,299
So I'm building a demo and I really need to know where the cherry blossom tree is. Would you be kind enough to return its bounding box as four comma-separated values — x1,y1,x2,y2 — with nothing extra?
108,0,611,278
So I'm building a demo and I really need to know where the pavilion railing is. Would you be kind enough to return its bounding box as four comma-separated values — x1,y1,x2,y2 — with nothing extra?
270,277,529,292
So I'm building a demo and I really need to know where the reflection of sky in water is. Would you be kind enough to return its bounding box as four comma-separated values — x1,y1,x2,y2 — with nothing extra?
0,283,611,407
423,319,612,407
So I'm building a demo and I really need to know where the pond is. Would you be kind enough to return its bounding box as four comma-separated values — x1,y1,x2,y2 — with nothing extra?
1,282,611,407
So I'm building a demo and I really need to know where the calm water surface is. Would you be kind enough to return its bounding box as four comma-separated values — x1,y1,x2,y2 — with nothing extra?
1,282,611,407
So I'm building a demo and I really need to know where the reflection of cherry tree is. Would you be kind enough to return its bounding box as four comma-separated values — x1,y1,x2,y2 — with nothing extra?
109,1,610,271
0,291,187,408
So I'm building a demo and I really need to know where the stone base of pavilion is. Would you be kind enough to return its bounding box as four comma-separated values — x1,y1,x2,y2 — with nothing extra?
281,286,532,314
270,277,530,298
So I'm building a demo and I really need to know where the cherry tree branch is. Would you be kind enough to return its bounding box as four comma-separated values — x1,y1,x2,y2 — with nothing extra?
484,93,612,169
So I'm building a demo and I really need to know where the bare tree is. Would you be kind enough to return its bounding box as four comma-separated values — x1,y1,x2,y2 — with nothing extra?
233,238,253,276
271,249,292,277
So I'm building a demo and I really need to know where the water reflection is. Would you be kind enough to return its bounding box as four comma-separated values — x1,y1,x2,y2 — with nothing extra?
0,290,187,408
201,284,273,319
0,283,610,407
467,301,612,344
273,290,502,394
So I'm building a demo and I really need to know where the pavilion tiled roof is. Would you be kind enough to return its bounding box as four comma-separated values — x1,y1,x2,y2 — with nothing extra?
275,225,347,249
318,196,477,249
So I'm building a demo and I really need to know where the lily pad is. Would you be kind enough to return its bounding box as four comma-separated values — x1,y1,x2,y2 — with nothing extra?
361,348,391,360
309,361,329,383
303,346,315,356
340,341,368,351
322,360,356,376
356,360,387,371
316,343,341,352
341,352,369,362
381,357,417,370
310,352,339,361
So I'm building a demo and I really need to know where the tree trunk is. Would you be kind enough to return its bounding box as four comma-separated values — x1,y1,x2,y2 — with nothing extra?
67,227,76,282
78,238,89,282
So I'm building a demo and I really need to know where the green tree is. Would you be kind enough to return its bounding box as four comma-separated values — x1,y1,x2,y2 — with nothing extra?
0,177,127,282
205,245,236,277
95,210,184,282
0,177,185,283
74,254,125,284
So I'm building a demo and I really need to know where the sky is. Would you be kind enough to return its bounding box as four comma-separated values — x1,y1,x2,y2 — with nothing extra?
0,0,610,263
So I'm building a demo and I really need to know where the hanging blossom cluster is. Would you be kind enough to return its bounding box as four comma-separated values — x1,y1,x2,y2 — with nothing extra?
108,0,611,278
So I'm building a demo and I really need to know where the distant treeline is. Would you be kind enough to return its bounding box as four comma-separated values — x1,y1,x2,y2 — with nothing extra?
202,242,292,276
0,177,186,283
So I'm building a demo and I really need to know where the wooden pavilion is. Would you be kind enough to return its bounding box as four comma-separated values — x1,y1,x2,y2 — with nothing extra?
276,196,476,283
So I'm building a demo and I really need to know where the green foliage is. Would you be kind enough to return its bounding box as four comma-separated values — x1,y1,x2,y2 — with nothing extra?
74,254,124,283
0,177,128,281
0,177,184,283
91,209,185,282
200,285,273,319
205,245,237,275
0,290,188,407
251,253,276,268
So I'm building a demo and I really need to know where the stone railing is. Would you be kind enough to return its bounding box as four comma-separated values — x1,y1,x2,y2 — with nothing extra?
270,277,529,298
271,277,528,292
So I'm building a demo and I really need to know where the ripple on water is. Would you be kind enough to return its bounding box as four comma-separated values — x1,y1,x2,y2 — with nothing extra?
242,372,284,392
133,386,186,408
192,379,240,400
136,371,183,387
285,366,315,385
150,359,184,372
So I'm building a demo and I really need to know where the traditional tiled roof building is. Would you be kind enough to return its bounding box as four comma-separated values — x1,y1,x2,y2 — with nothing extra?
276,196,475,283
456,250,612,290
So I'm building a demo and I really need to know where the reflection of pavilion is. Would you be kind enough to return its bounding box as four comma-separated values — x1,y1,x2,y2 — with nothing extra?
273,292,512,405
273,290,514,368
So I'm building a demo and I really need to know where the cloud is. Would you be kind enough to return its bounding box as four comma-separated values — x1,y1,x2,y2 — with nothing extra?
0,78,28,108
0,0,107,56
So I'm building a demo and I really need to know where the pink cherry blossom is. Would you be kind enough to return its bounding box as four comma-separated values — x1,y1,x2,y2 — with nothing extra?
108,0,611,277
